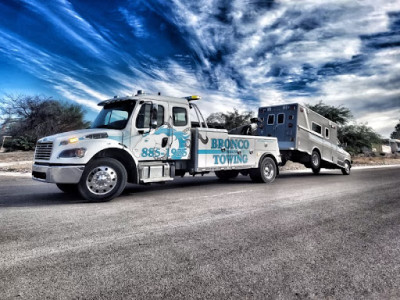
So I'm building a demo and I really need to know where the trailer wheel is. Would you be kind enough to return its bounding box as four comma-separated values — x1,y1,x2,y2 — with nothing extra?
56,183,78,194
250,157,277,183
311,150,321,175
78,158,127,202
215,170,239,180
341,160,351,175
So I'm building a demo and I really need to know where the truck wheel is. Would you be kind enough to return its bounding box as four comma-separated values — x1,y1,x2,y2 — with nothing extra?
56,183,78,194
311,150,321,175
215,170,239,180
78,158,127,202
250,157,277,183
341,160,351,175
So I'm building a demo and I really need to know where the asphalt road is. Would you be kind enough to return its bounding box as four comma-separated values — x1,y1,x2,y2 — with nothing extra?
1,166,400,299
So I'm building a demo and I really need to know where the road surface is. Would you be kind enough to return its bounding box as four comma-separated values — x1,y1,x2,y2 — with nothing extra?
1,166,400,299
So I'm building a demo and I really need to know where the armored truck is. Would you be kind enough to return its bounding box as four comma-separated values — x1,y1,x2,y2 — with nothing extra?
257,103,351,175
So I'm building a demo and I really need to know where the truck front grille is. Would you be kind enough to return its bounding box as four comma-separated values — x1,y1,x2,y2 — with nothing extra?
35,142,53,160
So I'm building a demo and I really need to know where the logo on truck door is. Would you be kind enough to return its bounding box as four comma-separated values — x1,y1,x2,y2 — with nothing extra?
142,126,190,159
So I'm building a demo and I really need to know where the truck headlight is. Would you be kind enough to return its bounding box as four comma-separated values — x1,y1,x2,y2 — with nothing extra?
58,148,86,158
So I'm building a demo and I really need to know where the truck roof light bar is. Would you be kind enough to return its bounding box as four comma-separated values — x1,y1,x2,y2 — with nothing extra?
184,95,201,101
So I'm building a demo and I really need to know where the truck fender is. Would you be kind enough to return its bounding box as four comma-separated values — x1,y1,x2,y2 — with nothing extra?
90,147,139,184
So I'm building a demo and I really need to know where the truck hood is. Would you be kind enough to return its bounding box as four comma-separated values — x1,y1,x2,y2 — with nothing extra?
37,129,123,143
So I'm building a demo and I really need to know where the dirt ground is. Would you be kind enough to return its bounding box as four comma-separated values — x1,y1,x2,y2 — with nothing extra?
0,151,34,173
0,151,399,173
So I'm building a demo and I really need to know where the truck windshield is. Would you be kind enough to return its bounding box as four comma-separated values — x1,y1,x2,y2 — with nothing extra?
91,101,136,129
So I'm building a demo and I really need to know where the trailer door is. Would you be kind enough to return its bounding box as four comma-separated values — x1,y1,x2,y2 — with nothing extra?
258,105,297,150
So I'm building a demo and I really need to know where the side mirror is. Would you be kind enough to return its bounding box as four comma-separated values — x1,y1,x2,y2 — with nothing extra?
150,104,158,129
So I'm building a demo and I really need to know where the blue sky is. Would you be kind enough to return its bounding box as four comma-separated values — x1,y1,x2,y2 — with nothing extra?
0,0,399,137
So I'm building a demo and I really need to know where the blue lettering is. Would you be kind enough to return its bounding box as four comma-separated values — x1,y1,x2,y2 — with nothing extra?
220,155,226,164
213,155,219,164
243,140,250,149
218,139,224,148
211,139,218,149
238,140,244,149
243,154,248,163
224,139,230,148
230,139,237,149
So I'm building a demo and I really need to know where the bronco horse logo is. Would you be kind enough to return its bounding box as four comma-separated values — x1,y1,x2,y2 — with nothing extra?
144,124,190,159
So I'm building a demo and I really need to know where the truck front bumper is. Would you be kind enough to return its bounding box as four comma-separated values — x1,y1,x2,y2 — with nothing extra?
32,164,85,184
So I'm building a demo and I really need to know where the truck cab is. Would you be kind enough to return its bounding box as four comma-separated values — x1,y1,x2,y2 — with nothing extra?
33,92,281,202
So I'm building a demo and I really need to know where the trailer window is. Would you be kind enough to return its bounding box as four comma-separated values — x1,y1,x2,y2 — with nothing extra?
173,107,187,126
277,113,285,124
136,104,164,128
312,122,322,135
325,128,330,139
267,114,274,125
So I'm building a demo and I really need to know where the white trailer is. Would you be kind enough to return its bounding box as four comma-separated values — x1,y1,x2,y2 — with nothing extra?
257,103,351,175
32,92,281,202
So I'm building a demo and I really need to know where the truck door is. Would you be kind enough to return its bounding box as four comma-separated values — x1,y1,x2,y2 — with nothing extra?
132,102,169,160
166,105,191,160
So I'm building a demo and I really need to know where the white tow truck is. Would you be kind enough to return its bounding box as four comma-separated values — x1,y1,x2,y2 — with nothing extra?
32,91,281,202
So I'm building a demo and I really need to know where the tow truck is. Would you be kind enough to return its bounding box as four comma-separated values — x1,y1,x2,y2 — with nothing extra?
32,91,281,202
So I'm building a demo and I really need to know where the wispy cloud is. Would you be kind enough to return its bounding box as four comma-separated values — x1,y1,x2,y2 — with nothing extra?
0,0,399,136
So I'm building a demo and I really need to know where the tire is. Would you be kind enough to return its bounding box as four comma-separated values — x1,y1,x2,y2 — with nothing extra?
341,160,351,175
77,158,127,202
250,157,277,183
311,150,321,175
56,183,78,194
215,170,239,180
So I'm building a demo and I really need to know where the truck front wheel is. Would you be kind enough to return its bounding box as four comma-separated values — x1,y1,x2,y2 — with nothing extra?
250,157,277,183
311,150,321,175
341,160,351,175
78,158,127,202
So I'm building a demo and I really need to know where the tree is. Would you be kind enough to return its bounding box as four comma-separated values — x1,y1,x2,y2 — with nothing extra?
390,121,400,139
0,95,90,150
206,108,253,130
338,123,382,155
306,101,352,125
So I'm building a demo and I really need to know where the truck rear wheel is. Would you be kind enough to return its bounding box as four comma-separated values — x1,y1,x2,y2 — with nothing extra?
341,160,351,175
215,170,239,180
250,157,277,183
311,150,321,175
56,183,78,194
78,158,127,202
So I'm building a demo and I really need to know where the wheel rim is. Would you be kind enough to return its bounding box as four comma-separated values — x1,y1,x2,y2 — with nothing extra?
312,153,319,167
263,161,275,180
86,166,118,195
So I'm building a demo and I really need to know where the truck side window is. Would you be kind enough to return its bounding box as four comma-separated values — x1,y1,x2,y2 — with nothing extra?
173,107,187,126
277,113,284,124
267,114,274,125
312,122,322,135
325,128,330,139
136,104,165,128
156,105,165,126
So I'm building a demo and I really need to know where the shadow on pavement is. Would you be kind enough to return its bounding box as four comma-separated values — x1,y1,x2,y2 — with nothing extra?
0,191,89,207
1,171,343,207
